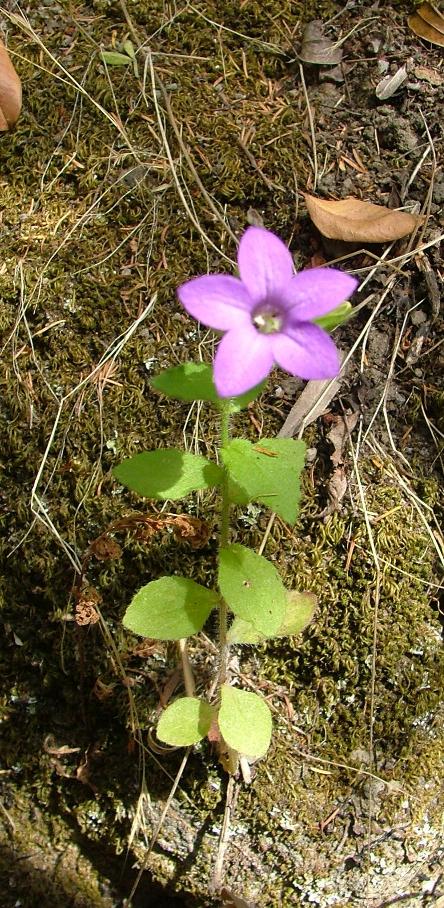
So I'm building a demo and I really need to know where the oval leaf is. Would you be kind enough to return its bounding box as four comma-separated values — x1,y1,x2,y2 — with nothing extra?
408,11,444,46
219,544,286,636
101,50,133,66
298,20,342,65
151,362,218,402
278,590,316,636
152,362,265,410
229,380,267,413
304,193,422,243
0,41,22,131
219,686,272,759
227,589,316,644
222,438,306,524
113,449,223,500
123,576,218,640
157,697,213,746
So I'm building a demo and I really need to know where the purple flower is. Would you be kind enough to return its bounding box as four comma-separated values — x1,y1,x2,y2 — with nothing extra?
178,226,358,398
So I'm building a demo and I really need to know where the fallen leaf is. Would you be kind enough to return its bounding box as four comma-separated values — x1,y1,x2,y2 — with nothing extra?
326,411,359,467
221,889,257,908
413,1,444,33
89,535,122,560
408,3,444,47
278,370,344,439
168,514,211,548
298,20,342,65
375,65,408,100
0,40,22,130
75,585,101,626
414,64,444,85
304,194,422,243
322,412,359,516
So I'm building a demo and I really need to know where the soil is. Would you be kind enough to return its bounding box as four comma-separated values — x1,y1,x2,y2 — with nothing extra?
1,1,443,907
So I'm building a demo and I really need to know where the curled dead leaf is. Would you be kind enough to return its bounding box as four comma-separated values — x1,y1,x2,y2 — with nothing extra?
304,193,422,243
89,535,122,560
298,20,342,65
408,3,444,47
169,514,211,548
75,585,101,625
375,65,408,100
0,40,22,130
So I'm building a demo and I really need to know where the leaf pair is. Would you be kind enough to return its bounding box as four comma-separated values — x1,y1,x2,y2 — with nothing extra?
156,686,272,761
123,546,315,642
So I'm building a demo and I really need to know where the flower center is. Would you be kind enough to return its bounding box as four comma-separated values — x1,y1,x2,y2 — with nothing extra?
252,305,283,335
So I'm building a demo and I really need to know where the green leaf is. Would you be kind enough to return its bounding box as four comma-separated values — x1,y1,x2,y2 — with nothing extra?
113,449,223,500
122,39,136,60
222,438,306,524
229,380,267,413
315,301,352,332
123,576,218,640
218,686,272,759
279,590,316,636
101,50,132,66
151,363,218,403
218,544,286,636
227,589,316,644
151,362,265,410
157,697,213,746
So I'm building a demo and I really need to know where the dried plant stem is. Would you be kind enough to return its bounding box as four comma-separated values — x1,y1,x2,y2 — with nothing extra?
179,638,195,697
212,775,238,891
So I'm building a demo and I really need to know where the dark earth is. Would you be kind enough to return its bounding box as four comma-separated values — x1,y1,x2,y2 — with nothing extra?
0,1,443,906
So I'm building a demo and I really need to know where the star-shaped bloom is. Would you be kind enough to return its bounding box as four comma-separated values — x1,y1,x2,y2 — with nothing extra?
177,226,358,398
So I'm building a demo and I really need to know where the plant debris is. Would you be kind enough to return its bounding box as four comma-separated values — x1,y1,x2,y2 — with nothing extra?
298,20,343,65
408,2,444,47
375,65,408,100
322,411,359,516
0,39,22,130
304,194,423,243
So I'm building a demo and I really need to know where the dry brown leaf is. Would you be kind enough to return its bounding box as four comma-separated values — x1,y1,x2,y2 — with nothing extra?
408,3,444,47
415,1,444,33
89,535,122,560
75,585,102,626
304,193,422,243
221,889,257,908
0,41,22,130
413,64,444,85
168,514,211,548
326,412,359,467
322,412,359,516
298,20,342,65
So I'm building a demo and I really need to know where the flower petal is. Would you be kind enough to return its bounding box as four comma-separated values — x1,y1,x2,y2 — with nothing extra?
237,226,294,305
271,322,339,380
282,268,358,321
178,275,253,330
213,326,274,397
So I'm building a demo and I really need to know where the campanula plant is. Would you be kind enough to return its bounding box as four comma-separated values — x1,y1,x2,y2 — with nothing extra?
114,227,357,771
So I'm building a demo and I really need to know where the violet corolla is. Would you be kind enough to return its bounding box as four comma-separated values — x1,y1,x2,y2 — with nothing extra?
178,226,358,398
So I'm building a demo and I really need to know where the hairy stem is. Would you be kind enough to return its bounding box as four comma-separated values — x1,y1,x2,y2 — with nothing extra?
217,400,231,685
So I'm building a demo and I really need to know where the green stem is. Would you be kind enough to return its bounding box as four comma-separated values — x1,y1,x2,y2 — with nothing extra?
217,400,231,685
